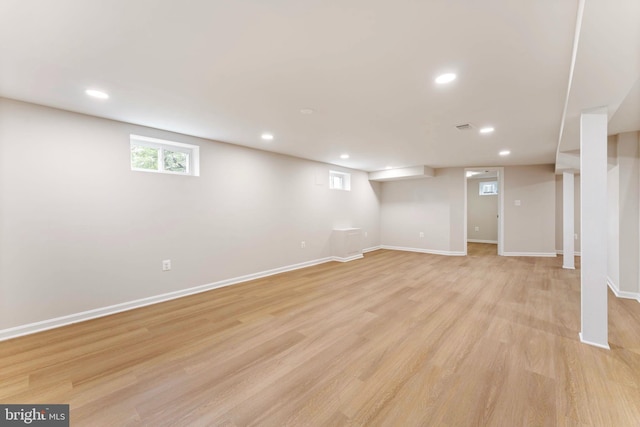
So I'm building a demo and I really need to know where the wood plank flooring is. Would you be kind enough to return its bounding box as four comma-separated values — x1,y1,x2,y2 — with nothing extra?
1,244,640,426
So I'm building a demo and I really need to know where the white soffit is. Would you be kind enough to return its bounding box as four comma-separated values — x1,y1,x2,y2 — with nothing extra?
369,166,435,182
608,78,640,135
557,0,640,155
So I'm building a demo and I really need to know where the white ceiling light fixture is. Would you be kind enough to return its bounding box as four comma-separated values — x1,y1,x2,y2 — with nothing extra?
340,154,350,159
435,73,457,84
300,108,314,115
479,126,495,134
499,150,511,156
85,89,109,99
261,133,274,141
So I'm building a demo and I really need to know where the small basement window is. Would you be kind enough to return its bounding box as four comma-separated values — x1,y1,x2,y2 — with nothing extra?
329,170,351,191
130,135,199,176
479,181,498,195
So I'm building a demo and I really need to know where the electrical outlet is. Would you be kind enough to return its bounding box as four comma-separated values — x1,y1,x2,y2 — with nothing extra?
475,226,479,232
162,259,171,271
515,200,521,206
301,241,306,249
419,232,424,238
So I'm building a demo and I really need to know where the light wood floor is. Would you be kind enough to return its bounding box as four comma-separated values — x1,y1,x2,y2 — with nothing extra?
2,244,640,426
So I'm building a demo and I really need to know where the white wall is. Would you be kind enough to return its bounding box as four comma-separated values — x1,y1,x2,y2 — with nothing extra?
617,132,639,295
0,98,381,330
555,173,582,253
467,178,498,242
380,165,555,256
607,131,640,296
502,165,556,255
608,138,620,288
380,168,465,254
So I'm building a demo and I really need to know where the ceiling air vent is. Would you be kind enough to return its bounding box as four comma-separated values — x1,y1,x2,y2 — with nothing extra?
455,123,473,131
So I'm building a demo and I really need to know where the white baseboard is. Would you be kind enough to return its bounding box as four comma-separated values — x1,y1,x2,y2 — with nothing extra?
579,332,610,350
381,245,465,256
607,277,640,301
502,252,557,257
0,256,335,342
363,246,382,253
562,265,576,270
556,250,582,256
331,254,364,263
467,239,498,244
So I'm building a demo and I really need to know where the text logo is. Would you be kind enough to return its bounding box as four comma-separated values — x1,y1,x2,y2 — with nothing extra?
0,405,69,426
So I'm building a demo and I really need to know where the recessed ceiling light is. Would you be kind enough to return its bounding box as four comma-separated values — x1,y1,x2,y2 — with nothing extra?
261,133,274,141
499,150,510,156
85,89,109,99
479,127,495,134
300,108,314,115
435,73,456,84
340,154,350,159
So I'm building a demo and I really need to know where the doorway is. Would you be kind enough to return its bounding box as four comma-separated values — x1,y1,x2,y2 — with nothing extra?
464,167,504,256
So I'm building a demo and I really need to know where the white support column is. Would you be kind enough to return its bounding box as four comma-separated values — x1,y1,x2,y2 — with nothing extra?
580,110,609,349
562,171,575,269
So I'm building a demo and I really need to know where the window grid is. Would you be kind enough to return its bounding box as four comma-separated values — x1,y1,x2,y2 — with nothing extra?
130,135,199,176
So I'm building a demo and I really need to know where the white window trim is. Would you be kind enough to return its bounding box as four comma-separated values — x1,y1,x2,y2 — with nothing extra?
130,134,200,176
329,170,351,191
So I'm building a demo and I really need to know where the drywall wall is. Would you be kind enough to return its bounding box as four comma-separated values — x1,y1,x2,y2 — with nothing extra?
0,98,381,331
502,165,556,255
616,132,639,294
380,168,465,254
380,165,555,256
607,131,640,295
608,138,620,288
467,178,498,242
555,174,581,253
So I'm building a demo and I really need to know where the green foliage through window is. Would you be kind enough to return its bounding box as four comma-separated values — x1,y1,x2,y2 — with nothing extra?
130,135,198,176
131,145,159,171
164,150,187,173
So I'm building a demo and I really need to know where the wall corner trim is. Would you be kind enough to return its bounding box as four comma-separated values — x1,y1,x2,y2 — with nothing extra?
380,245,465,256
607,277,640,300
0,256,337,342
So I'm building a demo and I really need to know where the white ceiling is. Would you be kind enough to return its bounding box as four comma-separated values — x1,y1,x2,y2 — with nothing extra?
557,0,640,155
0,0,637,172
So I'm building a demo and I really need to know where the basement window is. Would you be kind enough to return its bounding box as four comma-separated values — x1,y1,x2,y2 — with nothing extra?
479,181,498,195
130,135,199,176
329,170,351,191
